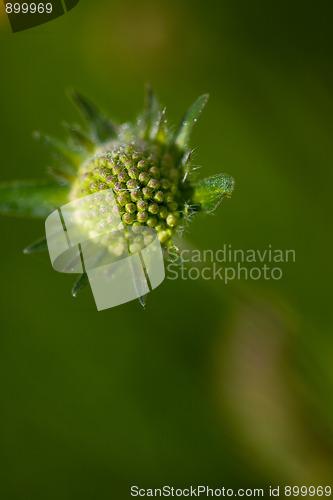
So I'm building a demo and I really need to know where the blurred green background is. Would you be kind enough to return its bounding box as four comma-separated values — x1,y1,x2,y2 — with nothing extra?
0,0,332,498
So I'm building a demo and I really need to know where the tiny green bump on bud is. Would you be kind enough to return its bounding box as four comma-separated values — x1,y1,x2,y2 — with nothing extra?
118,222,126,232
155,221,166,231
130,189,141,202
167,201,179,211
113,164,123,175
114,182,124,193
154,190,164,203
118,171,129,183
125,203,136,214
138,172,149,184
132,151,141,161
100,168,110,180
128,167,138,179
165,192,174,203
119,154,128,163
148,203,159,215
147,217,157,228
112,205,123,217
159,205,168,218
137,211,148,223
142,187,152,199
132,222,143,233
117,193,130,206
122,212,135,225
149,166,160,179
158,230,171,243
160,179,170,190
137,200,148,211
148,178,160,190
89,181,98,192
127,179,138,190
137,160,147,170
124,159,132,169
166,213,178,227
106,175,117,187
98,182,107,190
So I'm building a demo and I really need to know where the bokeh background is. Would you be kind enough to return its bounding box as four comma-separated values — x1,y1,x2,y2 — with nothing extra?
0,0,333,498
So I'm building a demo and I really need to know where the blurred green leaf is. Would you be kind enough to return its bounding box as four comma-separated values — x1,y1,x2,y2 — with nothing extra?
33,132,82,169
172,94,209,150
23,236,47,254
153,108,168,144
193,174,235,213
64,124,95,153
0,181,70,218
141,84,160,141
72,272,89,297
69,90,118,143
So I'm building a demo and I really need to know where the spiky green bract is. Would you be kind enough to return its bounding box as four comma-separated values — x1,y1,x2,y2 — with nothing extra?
0,86,235,298
193,174,235,213
24,237,48,254
72,273,89,297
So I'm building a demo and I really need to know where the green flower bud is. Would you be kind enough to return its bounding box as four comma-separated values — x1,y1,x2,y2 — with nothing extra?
25,88,234,300
106,175,117,187
166,214,178,228
122,213,135,225
114,182,124,193
148,178,160,190
142,187,152,199
158,230,171,243
113,164,123,175
125,203,136,214
160,179,170,190
153,190,164,203
148,203,159,215
149,166,160,179
137,211,148,223
137,200,148,211
159,205,168,218
137,160,147,170
132,151,141,161
128,167,138,179
130,189,141,202
89,181,98,192
139,172,149,184
117,193,130,206
132,222,143,233
147,217,157,228
167,201,178,211
118,171,129,183
127,179,139,190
